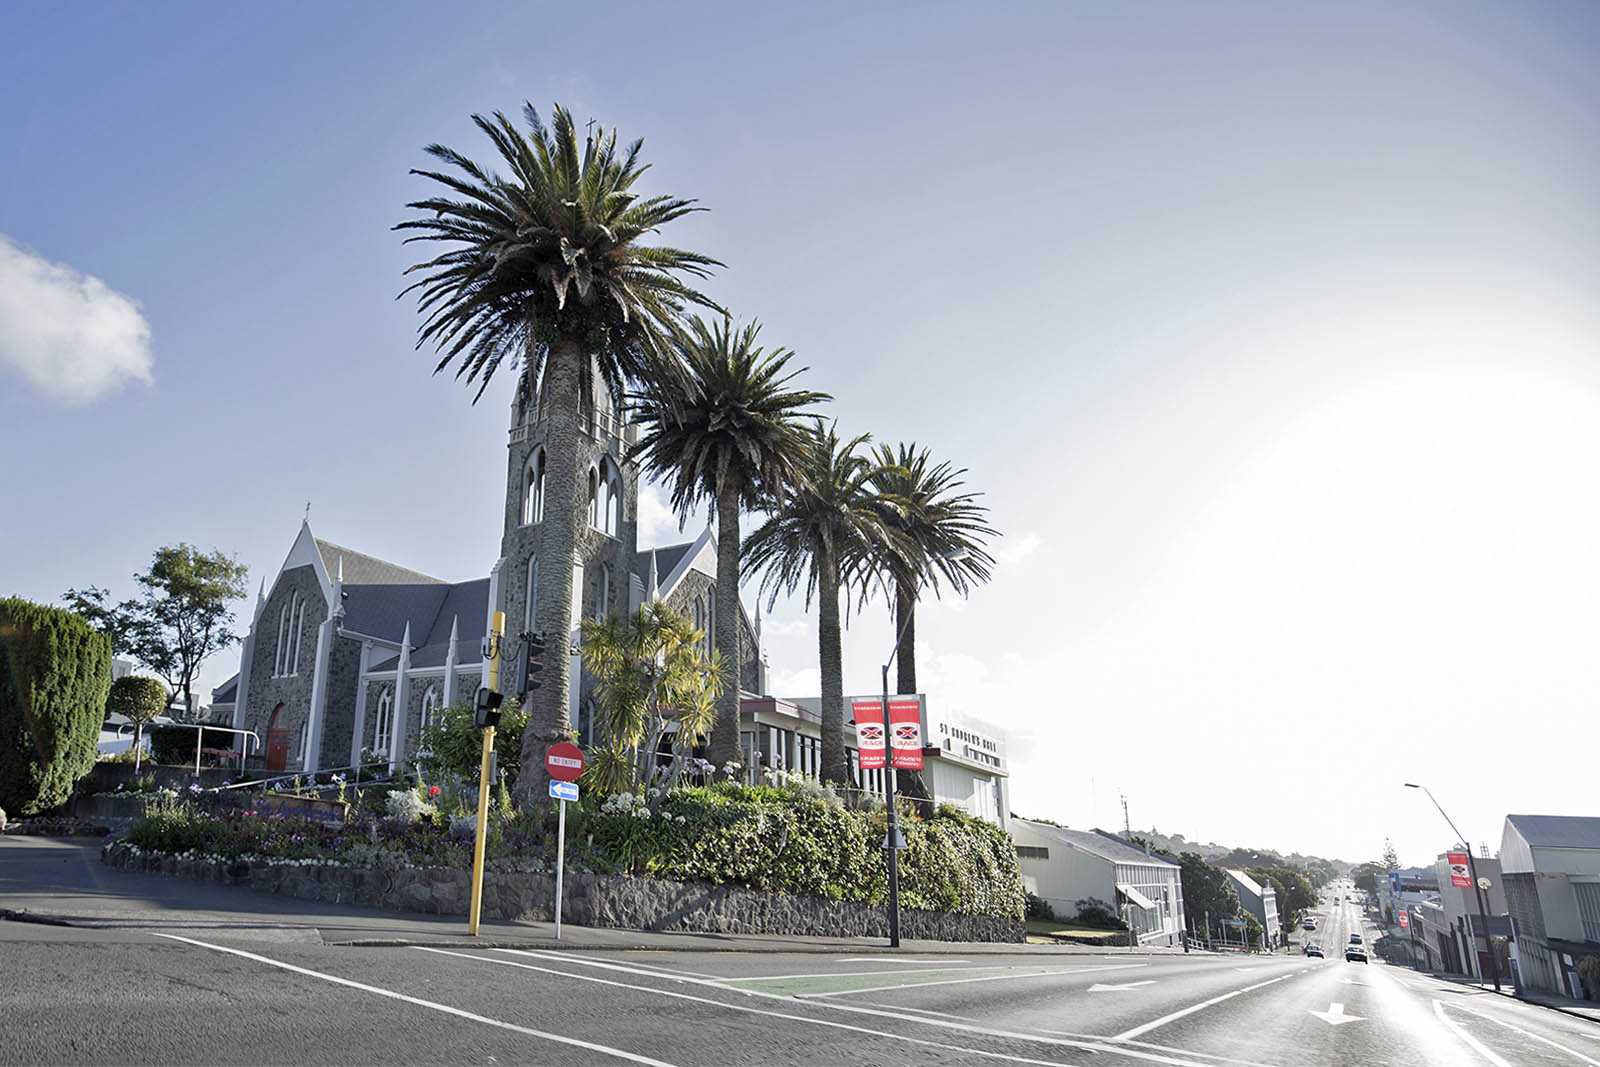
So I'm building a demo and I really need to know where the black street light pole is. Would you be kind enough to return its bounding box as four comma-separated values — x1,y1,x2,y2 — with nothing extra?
1404,782,1502,993
880,612,914,949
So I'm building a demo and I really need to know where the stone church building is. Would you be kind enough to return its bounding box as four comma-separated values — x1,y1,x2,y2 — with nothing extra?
220,380,767,774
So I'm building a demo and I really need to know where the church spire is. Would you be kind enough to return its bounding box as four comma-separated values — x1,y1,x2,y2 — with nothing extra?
646,550,659,602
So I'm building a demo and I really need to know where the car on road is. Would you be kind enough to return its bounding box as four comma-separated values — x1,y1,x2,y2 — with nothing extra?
1349,933,1362,945
1345,945,1368,963
1302,918,1316,930
1304,944,1324,958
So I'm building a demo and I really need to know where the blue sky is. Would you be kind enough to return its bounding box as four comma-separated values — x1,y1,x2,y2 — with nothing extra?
5,1,1599,864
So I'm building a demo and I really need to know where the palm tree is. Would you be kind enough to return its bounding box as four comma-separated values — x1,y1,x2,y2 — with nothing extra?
744,423,899,785
579,601,724,794
397,103,720,805
868,443,998,803
629,316,830,771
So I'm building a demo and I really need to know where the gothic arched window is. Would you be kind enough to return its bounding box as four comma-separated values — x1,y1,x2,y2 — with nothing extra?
595,564,610,621
587,467,599,528
374,688,393,757
600,458,622,536
522,449,546,525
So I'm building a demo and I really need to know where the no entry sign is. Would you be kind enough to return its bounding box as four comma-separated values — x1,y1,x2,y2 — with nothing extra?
546,742,585,783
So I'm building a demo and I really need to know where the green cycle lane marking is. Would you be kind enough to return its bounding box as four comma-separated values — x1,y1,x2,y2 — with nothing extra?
725,963,1145,998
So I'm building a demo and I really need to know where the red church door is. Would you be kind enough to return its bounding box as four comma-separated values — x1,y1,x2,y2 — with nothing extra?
266,704,289,772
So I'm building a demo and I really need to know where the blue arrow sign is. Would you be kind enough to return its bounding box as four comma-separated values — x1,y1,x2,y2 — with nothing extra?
549,780,578,802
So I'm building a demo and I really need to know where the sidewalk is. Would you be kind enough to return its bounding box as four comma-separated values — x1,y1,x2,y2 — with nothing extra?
1423,969,1600,1024
1,834,1196,957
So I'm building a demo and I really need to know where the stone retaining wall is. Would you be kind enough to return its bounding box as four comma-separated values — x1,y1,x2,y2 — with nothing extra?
100,841,1022,942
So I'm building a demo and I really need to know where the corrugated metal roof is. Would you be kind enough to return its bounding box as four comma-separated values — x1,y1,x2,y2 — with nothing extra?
1012,820,1178,868
1506,814,1600,850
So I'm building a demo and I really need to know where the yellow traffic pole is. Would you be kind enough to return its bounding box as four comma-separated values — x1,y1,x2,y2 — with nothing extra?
468,610,504,936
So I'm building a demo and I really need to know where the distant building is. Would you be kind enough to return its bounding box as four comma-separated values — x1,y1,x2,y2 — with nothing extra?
1010,820,1186,946
1225,869,1280,948
1500,814,1600,998
755,695,1009,827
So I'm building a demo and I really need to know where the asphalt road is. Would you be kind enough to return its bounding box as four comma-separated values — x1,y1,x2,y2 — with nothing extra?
5,882,1597,1066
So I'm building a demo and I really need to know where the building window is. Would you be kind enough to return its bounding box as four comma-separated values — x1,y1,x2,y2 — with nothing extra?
274,602,289,675
374,689,393,756
297,719,309,762
289,594,306,675
523,449,546,525
420,685,440,754
587,467,599,528
1016,845,1050,860
595,564,610,621
599,458,621,536
524,555,539,632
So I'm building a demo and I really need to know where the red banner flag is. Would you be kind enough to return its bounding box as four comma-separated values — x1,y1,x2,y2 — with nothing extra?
888,699,923,770
852,698,887,770
1447,852,1472,888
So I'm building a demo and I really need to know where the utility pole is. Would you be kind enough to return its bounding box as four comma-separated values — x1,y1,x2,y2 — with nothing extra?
1122,794,1131,836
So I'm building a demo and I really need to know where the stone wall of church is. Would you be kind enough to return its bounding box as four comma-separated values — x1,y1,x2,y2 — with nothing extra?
662,571,763,690
317,631,364,769
242,565,326,773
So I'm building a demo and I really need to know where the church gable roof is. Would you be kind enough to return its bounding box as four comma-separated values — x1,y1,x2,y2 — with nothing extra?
315,539,445,587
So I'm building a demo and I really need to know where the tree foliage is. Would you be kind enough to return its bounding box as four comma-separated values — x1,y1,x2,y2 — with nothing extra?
1176,851,1240,933
130,544,248,717
628,317,827,767
579,602,724,794
64,545,247,719
1248,864,1317,930
105,675,167,770
745,422,900,784
417,699,527,787
0,597,111,816
397,102,721,403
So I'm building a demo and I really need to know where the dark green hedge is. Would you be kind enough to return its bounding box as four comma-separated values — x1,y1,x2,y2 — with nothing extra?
585,784,1027,921
0,597,111,816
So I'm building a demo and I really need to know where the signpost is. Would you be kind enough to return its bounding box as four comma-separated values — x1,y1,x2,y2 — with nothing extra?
467,611,504,937
546,742,585,940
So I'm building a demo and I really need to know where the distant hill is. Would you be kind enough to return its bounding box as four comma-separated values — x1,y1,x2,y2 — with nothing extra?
1012,815,1352,876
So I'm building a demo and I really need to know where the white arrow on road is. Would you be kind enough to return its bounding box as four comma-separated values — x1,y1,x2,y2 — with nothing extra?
1308,1002,1365,1025
1088,981,1157,992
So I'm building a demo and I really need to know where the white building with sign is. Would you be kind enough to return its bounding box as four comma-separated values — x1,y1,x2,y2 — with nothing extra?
743,694,1010,829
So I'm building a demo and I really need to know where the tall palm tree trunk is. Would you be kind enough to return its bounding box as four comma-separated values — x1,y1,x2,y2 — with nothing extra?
891,581,933,809
894,584,916,697
515,338,582,807
817,550,849,785
710,482,743,771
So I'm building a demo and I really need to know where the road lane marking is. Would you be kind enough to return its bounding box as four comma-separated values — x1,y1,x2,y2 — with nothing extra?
153,934,677,1067
840,957,970,964
786,963,1148,999
1090,981,1159,991
446,947,1283,1067
1307,1002,1364,1025
1445,1001,1600,1065
1432,1000,1513,1067
1111,971,1303,1041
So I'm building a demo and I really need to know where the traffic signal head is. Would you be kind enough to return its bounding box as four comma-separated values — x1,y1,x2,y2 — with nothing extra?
474,685,503,729
515,631,546,699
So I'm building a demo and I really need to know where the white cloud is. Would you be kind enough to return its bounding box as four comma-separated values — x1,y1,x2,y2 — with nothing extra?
995,531,1041,564
769,666,819,698
759,617,809,639
0,236,153,404
636,482,690,545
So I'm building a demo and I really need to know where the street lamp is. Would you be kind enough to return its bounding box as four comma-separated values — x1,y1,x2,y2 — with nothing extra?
1404,782,1502,993
877,549,966,949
